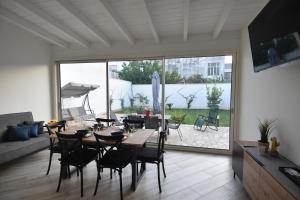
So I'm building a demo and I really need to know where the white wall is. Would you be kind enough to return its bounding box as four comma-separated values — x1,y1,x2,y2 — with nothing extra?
133,83,231,109
0,20,53,121
238,28,300,166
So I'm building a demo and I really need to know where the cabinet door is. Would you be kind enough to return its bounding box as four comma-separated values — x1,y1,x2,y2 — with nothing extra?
287,193,298,200
243,152,260,200
258,168,288,200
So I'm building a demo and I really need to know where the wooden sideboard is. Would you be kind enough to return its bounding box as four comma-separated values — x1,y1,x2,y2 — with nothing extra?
241,146,300,200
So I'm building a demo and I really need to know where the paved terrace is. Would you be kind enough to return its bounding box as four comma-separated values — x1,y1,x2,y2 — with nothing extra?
147,125,229,150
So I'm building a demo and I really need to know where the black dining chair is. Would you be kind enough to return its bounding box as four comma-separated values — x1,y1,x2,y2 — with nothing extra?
144,116,160,130
93,133,133,200
56,132,98,197
95,118,116,128
45,120,66,175
136,131,167,193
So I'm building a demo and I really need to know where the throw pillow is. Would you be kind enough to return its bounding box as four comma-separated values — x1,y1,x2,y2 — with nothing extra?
24,121,44,134
7,126,30,141
18,124,38,137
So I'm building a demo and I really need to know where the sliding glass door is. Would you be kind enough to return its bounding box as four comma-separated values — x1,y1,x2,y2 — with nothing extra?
57,54,235,152
59,62,107,126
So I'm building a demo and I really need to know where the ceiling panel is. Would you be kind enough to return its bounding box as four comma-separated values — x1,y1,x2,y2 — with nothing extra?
1,0,266,46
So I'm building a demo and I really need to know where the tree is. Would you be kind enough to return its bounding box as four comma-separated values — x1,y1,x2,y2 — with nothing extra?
118,61,162,84
186,74,206,83
165,71,183,84
206,85,224,107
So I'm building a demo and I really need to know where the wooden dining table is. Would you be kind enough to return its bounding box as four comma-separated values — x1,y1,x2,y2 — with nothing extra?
50,125,155,191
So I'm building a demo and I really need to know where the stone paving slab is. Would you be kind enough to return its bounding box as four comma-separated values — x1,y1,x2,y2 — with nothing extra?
147,124,230,150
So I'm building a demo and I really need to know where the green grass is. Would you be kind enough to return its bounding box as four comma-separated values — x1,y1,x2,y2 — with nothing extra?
115,107,230,127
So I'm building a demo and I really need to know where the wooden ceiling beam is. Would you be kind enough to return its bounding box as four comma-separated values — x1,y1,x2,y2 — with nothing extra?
97,0,135,45
212,0,236,40
56,0,111,46
141,0,160,44
183,0,190,41
13,0,89,48
0,7,69,48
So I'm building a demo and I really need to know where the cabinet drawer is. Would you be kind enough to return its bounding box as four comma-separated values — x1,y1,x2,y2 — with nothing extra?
259,168,287,200
287,193,299,200
243,152,260,200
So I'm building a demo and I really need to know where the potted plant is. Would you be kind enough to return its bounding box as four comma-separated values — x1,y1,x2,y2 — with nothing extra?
206,85,223,108
258,119,275,155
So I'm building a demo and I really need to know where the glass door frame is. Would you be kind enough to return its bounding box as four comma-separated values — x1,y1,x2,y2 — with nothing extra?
55,52,237,154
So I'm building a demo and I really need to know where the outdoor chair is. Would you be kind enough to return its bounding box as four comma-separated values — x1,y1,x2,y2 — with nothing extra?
124,116,144,130
56,132,97,197
136,131,167,193
194,105,219,131
45,120,66,175
93,133,133,200
167,114,186,141
144,116,160,130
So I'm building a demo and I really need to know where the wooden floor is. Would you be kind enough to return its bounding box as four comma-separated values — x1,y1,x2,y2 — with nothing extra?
0,150,249,200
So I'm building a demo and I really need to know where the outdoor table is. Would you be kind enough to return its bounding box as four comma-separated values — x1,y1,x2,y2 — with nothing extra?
50,126,155,191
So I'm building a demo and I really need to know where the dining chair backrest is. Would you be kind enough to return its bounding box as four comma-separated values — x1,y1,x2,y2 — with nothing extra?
157,131,167,158
123,118,144,129
56,132,83,163
93,133,124,149
45,120,66,147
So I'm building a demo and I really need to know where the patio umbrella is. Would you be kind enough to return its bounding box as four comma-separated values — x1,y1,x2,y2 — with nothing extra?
152,71,161,114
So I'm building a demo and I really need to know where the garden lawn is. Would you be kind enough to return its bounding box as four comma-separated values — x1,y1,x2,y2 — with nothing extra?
116,108,230,127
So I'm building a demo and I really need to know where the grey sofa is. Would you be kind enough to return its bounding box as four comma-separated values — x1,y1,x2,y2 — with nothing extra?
0,112,49,165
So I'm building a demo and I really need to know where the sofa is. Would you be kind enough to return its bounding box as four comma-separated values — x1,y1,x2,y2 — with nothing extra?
0,112,49,165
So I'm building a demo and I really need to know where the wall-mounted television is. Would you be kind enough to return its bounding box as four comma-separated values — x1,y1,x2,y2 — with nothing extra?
248,0,300,72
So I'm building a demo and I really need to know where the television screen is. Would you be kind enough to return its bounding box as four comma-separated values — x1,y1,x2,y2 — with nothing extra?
248,0,300,72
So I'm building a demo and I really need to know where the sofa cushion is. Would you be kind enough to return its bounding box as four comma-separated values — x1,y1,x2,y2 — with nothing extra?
24,121,44,135
0,112,33,142
18,124,38,138
0,134,49,165
7,126,30,141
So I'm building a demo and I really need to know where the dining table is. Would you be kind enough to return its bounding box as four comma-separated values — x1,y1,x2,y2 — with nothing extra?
49,125,155,191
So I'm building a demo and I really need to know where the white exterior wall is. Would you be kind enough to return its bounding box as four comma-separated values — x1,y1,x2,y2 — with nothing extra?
238,27,300,166
132,83,231,109
0,20,53,121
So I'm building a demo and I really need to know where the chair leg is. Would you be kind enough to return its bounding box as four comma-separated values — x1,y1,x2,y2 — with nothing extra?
177,128,183,141
94,164,101,196
67,165,71,178
162,159,166,178
46,151,53,175
110,168,113,179
157,163,162,193
80,168,83,197
56,163,63,192
76,167,79,176
118,170,123,200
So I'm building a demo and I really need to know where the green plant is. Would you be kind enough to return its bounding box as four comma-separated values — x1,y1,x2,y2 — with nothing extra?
206,85,224,107
166,103,173,110
178,88,197,109
258,119,276,143
135,93,149,106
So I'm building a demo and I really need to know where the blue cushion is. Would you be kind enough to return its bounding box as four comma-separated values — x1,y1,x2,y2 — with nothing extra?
7,126,30,141
18,124,38,137
24,121,44,134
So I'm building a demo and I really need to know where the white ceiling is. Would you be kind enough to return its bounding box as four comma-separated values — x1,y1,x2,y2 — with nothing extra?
0,0,266,48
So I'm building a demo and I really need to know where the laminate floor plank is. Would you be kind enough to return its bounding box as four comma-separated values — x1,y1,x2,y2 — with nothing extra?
0,149,248,200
